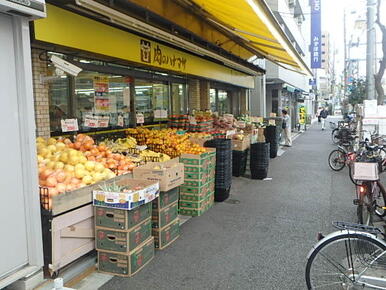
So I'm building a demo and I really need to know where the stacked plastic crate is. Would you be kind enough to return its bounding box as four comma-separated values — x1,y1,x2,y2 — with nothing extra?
179,149,216,216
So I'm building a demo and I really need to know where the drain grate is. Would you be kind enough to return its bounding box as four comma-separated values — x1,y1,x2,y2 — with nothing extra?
224,199,240,204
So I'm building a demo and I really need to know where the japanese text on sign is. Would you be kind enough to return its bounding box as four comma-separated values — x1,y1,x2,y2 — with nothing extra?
61,119,79,132
311,0,321,68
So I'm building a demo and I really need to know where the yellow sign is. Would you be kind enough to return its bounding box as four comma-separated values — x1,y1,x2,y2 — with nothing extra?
34,5,254,88
299,106,306,125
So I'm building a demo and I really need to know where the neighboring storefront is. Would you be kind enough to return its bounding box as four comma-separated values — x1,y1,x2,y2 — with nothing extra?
31,4,257,137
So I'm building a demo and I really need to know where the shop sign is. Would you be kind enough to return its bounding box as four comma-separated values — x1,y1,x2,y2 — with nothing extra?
117,115,124,127
154,109,168,119
310,0,321,68
136,113,144,124
94,76,109,96
61,118,78,132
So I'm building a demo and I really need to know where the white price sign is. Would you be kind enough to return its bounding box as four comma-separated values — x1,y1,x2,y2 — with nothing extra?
61,119,79,132
136,113,144,124
84,116,98,128
226,130,236,138
98,116,110,128
136,145,147,151
117,115,124,127
154,109,168,119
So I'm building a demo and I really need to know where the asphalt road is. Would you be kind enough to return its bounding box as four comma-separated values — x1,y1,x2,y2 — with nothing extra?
100,119,357,290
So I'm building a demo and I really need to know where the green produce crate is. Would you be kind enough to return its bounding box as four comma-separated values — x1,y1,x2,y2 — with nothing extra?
152,187,179,211
96,218,151,253
184,172,208,180
179,148,216,166
95,203,152,230
98,237,154,277
180,182,213,195
183,179,209,187
152,218,180,250
178,207,208,217
179,199,208,209
152,201,178,229
179,192,207,201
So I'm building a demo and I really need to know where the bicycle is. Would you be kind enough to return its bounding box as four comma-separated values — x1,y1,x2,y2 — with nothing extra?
305,221,386,289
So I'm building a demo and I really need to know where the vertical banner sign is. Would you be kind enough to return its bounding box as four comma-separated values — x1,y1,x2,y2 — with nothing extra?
311,0,321,68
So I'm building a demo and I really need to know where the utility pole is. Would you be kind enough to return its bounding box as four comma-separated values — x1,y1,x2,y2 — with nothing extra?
343,10,347,99
366,0,376,100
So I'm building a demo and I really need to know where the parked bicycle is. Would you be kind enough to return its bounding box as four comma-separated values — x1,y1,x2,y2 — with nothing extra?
306,221,386,289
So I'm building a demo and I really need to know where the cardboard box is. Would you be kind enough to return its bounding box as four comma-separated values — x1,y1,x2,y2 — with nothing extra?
184,177,215,188
95,203,152,230
180,148,216,166
180,181,214,196
152,187,179,211
152,201,178,229
98,237,154,277
93,179,159,211
96,218,151,253
179,193,213,216
132,158,184,192
231,135,251,151
152,218,180,250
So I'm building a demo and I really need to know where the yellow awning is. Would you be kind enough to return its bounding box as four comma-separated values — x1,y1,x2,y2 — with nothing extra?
188,0,313,76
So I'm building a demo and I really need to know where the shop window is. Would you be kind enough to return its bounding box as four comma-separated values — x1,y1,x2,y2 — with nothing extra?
171,83,187,114
135,80,169,123
74,71,131,131
218,90,230,114
210,88,216,112
48,75,70,132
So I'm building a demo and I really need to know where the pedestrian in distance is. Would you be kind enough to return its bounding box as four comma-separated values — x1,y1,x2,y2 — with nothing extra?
319,107,328,130
281,109,292,147
316,107,322,123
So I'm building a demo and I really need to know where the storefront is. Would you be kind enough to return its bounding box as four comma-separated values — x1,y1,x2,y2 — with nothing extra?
31,4,257,137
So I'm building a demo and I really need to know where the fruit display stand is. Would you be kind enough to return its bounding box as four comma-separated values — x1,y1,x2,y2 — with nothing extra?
179,148,216,216
39,173,133,277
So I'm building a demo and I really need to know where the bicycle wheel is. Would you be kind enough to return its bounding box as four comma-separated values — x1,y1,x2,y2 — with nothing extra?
328,150,346,171
305,232,386,290
332,129,340,144
357,192,374,226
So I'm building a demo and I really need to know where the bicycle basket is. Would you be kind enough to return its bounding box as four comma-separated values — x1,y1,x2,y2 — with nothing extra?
353,162,379,181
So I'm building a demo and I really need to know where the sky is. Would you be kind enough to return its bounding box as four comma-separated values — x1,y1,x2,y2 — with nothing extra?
321,0,385,79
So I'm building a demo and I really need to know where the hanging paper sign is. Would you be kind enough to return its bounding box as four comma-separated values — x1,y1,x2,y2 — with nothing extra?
94,97,110,112
136,113,144,124
268,119,276,126
117,115,124,127
61,119,78,132
188,116,197,125
98,116,110,128
84,115,98,128
154,109,168,119
236,121,246,128
94,76,109,97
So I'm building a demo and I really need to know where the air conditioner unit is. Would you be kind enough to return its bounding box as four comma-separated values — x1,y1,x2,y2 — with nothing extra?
0,0,46,20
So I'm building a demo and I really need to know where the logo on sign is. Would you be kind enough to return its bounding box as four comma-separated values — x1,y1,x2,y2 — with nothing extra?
140,40,151,63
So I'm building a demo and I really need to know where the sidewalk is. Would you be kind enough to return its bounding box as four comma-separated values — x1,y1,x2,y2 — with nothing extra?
89,123,356,290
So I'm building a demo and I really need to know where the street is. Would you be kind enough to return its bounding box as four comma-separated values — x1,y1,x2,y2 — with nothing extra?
100,120,357,290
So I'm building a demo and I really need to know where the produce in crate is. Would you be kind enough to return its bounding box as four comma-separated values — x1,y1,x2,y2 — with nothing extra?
36,137,116,209
100,137,137,153
65,134,137,175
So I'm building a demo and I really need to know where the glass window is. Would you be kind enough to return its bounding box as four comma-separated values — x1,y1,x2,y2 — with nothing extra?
210,89,217,112
74,71,131,130
48,76,70,132
135,80,169,123
171,83,187,114
218,90,230,114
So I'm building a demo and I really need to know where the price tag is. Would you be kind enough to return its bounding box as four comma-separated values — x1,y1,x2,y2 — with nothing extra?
268,119,276,126
84,116,98,128
188,116,197,125
226,130,236,138
136,145,147,151
61,119,78,132
98,116,110,128
117,115,124,127
136,113,144,124
154,109,168,119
